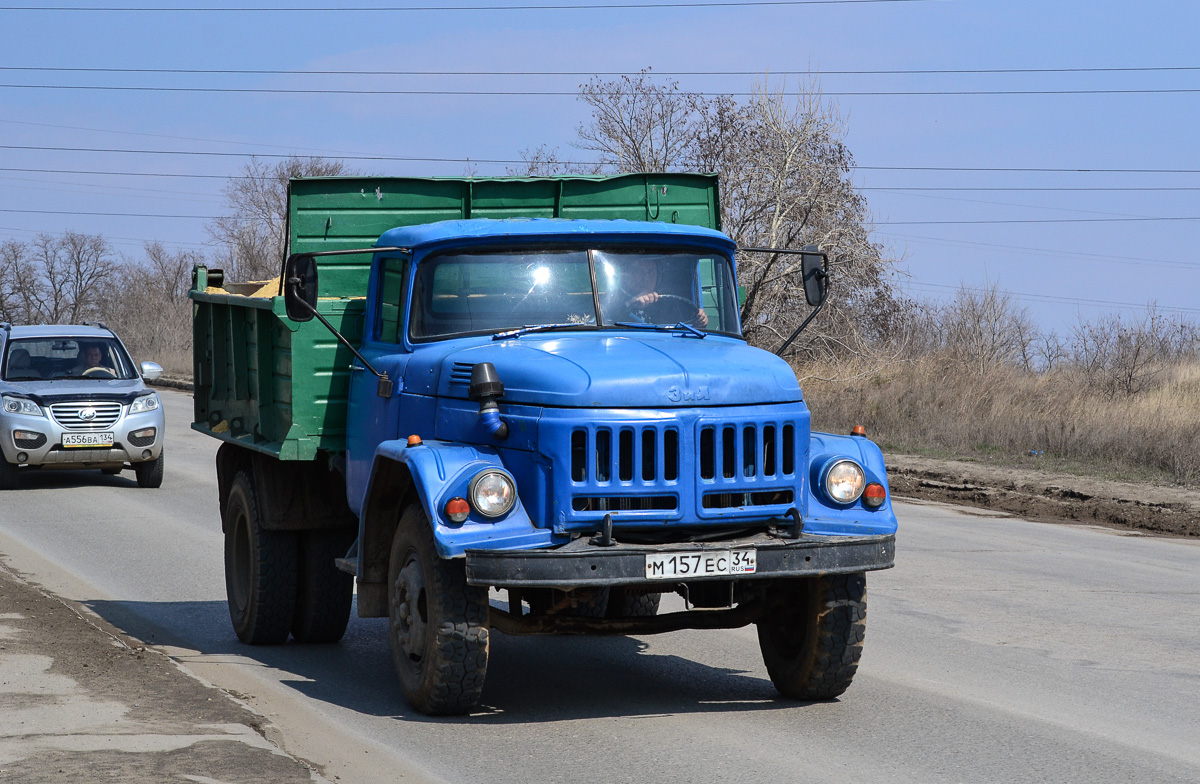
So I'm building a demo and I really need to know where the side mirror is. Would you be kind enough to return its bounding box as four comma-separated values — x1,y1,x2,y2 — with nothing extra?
283,254,319,322
140,361,163,382
800,245,828,307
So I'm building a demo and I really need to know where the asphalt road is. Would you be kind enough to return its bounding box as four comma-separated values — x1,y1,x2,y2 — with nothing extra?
1,388,1198,783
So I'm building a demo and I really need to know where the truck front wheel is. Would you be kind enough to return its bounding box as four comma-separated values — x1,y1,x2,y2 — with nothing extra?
388,506,490,715
756,572,867,701
224,471,298,645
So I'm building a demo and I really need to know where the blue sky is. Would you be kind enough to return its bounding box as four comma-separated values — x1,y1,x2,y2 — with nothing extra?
2,0,1197,334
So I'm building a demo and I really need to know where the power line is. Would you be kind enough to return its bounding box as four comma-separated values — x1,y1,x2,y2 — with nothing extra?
4,82,1200,96
908,281,1200,316
6,146,1200,174
3,64,1199,77
0,0,936,12
879,216,1200,226
3,168,1198,191
879,232,1200,271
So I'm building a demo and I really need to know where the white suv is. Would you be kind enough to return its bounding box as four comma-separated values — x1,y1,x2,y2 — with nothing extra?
0,323,166,489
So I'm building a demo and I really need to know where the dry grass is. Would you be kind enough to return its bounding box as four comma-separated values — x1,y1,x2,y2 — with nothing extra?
799,355,1200,487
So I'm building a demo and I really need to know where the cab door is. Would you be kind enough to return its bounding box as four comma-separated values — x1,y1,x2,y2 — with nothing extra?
345,255,411,515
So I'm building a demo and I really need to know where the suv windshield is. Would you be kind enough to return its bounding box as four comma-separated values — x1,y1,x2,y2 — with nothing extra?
409,247,741,340
2,337,136,381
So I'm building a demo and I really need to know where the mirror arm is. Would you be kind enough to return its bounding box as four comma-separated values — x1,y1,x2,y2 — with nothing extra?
773,288,827,358
290,295,394,397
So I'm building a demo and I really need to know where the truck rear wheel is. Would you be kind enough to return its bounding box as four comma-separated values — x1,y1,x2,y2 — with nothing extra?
756,572,866,701
291,529,355,643
388,506,489,715
224,471,298,645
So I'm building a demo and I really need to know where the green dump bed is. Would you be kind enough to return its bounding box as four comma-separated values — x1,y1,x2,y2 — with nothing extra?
190,173,721,460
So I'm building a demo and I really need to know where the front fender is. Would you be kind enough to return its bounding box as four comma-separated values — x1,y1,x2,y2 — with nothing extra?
372,438,561,558
804,432,898,536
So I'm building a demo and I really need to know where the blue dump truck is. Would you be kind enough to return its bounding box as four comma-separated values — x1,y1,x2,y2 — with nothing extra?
190,173,896,715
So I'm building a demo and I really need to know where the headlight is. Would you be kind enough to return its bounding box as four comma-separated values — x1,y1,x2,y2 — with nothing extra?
129,393,160,414
2,395,43,417
469,469,516,518
824,459,866,504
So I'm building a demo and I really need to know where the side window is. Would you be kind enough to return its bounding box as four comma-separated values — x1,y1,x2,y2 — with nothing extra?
376,257,409,343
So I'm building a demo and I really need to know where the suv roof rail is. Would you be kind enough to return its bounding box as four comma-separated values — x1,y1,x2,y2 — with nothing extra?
83,321,111,331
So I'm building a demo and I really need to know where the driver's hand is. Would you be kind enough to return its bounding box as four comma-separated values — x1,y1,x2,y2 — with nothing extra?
629,292,660,307
694,309,709,328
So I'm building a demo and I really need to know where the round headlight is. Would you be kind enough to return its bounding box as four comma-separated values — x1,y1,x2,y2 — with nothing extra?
825,459,866,504
469,470,516,518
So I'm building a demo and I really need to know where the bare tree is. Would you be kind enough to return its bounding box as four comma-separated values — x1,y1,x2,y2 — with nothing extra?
99,242,201,370
572,72,906,360
208,156,357,282
0,232,116,325
936,282,1036,376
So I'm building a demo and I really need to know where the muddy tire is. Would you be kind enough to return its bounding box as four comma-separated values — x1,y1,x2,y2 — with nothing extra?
291,529,356,644
756,572,866,700
606,588,661,618
134,452,164,488
388,506,489,715
0,457,18,490
223,471,298,645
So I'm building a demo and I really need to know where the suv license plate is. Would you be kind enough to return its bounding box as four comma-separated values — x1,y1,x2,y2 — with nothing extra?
645,549,757,580
62,432,114,448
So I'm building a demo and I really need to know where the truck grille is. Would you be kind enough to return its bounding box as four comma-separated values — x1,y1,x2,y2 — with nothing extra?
49,402,123,432
571,426,680,483
566,415,800,521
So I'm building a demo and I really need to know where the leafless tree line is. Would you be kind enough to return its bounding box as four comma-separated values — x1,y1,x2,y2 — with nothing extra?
892,281,1200,397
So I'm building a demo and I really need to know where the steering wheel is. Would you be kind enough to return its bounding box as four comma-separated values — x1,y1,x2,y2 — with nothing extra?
82,366,118,378
636,293,704,325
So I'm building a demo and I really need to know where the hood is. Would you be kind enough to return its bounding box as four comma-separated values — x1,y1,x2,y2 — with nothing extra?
1,378,148,406
408,334,803,408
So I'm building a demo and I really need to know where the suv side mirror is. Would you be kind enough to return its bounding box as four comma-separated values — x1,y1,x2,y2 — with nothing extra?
800,245,828,307
140,361,163,382
284,254,319,322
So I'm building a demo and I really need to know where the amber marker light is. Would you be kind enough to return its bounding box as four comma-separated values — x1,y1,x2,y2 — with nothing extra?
407,434,423,446
851,425,867,437
445,497,471,523
863,482,887,509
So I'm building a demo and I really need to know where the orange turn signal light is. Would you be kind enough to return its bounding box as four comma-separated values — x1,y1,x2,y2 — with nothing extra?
863,482,887,508
851,425,867,437
407,434,423,446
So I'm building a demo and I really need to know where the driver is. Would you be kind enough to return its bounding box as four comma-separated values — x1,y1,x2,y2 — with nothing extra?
73,342,110,376
607,258,708,328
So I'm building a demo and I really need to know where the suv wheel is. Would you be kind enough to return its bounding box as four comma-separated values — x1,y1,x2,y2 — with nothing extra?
134,452,164,488
0,457,18,490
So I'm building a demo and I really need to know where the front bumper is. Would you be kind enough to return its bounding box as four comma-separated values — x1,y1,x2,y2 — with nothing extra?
465,532,894,588
0,408,164,468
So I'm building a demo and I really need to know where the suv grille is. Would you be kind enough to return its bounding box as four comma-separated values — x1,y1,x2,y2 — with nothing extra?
49,402,122,432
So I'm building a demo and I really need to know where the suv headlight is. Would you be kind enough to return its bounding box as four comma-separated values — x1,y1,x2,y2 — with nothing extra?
469,469,516,518
824,459,866,504
2,395,43,417
129,393,160,414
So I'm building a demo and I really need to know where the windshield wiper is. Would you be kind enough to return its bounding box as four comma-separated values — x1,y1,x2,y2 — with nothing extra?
613,321,707,338
492,323,589,340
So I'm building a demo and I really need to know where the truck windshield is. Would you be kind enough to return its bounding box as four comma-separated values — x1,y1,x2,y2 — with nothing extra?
1,337,136,381
409,247,741,340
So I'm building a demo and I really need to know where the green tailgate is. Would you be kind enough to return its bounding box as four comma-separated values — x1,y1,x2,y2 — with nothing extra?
192,173,721,459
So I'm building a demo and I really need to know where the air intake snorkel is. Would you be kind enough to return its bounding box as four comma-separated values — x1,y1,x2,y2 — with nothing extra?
469,362,509,440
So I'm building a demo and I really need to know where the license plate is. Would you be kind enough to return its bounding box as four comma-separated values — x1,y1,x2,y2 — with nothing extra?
645,549,757,580
62,432,114,448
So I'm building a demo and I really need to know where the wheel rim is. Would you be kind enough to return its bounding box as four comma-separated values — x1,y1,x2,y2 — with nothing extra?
391,552,429,664
228,509,251,614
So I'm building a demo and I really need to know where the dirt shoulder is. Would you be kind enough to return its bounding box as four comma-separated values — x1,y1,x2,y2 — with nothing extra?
0,563,323,783
887,453,1200,538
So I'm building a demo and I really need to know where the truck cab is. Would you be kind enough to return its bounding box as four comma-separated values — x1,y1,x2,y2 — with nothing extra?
191,174,896,716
